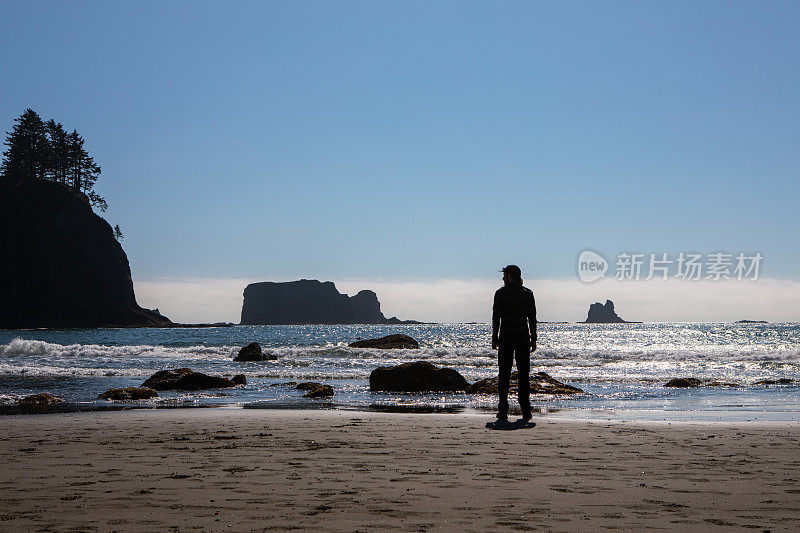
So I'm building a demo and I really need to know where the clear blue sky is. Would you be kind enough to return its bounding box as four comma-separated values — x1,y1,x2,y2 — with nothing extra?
2,1,798,284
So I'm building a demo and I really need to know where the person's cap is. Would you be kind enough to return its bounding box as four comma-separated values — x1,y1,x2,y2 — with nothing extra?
500,264,521,278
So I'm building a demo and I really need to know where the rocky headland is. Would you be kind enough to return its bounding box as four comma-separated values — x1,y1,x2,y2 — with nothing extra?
0,179,170,328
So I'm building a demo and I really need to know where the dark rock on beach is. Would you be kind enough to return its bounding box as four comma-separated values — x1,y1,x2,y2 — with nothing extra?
0,179,171,328
465,372,583,395
19,393,63,406
369,361,469,392
234,342,277,361
98,387,158,400
240,279,420,325
584,300,627,323
349,334,420,349
665,378,704,388
142,368,237,390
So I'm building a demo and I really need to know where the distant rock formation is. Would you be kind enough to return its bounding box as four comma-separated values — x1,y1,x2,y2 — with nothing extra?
0,179,171,328
240,279,418,325
349,334,419,349
584,300,626,323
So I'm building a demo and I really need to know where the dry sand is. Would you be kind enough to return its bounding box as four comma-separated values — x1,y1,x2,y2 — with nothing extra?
1,408,799,532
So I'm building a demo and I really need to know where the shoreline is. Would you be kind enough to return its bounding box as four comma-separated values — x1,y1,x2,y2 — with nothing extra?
3,401,800,424
1,408,799,531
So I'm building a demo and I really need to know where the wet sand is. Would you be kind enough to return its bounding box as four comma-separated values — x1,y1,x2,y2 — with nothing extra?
1,408,799,531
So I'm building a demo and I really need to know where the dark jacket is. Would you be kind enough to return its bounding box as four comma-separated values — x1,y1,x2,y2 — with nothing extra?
492,282,537,344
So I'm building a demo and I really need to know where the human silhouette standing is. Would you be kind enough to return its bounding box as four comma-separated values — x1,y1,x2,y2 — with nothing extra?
492,265,537,420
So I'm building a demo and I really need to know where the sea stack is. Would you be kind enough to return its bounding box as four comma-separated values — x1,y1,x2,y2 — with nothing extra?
0,179,170,328
240,279,417,325
584,299,626,323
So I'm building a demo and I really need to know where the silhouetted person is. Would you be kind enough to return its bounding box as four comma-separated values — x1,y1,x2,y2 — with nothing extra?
492,265,537,420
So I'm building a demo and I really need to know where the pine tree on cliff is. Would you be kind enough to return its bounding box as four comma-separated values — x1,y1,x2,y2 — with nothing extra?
1,108,48,182
1,110,107,211
45,120,69,186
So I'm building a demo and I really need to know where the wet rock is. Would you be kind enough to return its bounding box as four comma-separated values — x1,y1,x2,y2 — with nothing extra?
269,381,297,387
98,387,158,400
665,377,704,388
19,393,63,406
349,334,419,349
235,342,262,361
303,384,334,398
234,342,277,361
296,382,323,391
465,372,583,394
142,368,237,390
753,378,795,385
231,375,247,385
369,361,468,392
704,381,741,387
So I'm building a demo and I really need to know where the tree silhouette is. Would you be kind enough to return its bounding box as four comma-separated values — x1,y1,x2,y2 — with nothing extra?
1,109,107,210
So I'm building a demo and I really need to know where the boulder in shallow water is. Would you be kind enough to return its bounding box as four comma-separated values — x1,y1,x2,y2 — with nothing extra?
19,393,63,406
465,372,583,395
98,387,158,400
296,382,323,391
303,384,334,398
369,361,468,392
232,375,247,385
234,342,277,361
664,377,704,388
349,334,419,349
235,342,262,361
142,368,237,390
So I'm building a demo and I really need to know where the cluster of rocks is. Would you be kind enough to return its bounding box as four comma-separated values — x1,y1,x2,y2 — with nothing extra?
368,363,583,395
665,377,796,388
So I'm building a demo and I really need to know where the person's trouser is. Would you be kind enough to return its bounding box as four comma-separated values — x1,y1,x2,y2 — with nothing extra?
497,340,531,416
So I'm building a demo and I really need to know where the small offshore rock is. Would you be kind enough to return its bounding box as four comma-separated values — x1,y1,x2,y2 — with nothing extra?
19,393,63,406
98,387,158,400
269,381,297,387
349,334,419,349
369,361,468,392
303,384,334,398
142,368,236,390
231,375,247,385
665,377,704,388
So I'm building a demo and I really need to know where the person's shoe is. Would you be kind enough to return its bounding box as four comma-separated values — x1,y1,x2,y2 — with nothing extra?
496,412,508,421
521,409,533,421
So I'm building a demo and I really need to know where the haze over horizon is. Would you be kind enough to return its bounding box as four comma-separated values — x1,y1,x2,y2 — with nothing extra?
2,1,798,323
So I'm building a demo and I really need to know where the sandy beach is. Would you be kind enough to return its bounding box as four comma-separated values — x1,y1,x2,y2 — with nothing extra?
1,409,799,532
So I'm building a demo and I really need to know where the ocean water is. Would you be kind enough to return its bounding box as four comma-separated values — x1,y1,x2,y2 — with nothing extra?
1,322,799,421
